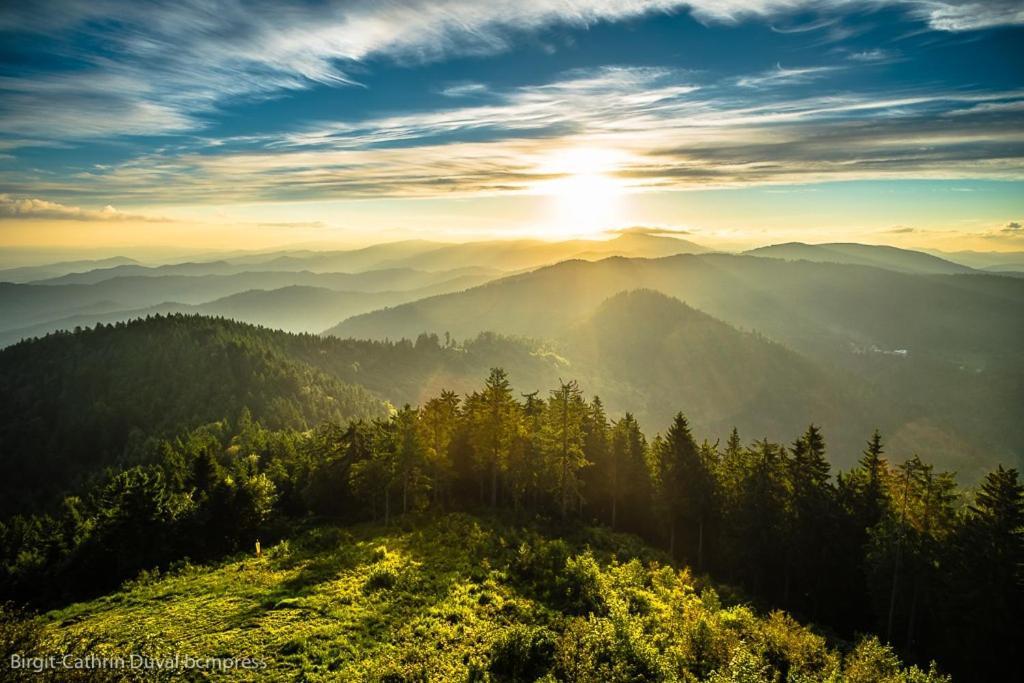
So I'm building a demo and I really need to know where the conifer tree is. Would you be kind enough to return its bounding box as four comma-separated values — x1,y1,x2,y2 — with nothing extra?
541,380,588,518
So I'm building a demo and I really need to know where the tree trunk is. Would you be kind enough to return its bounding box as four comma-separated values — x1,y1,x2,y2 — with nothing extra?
402,470,408,514
697,516,704,571
906,579,920,649
384,487,391,527
669,520,676,559
611,495,617,531
887,467,911,643
490,456,498,508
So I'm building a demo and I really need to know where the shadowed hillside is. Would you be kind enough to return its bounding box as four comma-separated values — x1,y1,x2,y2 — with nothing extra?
0,315,388,516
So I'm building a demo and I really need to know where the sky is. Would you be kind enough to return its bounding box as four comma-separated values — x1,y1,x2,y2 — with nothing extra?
0,0,1022,256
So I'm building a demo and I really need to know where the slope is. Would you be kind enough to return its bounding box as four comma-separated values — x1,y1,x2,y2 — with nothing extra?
328,257,1024,474
561,290,867,454
19,513,944,682
0,268,498,344
745,242,975,274
0,315,389,517
328,254,1023,362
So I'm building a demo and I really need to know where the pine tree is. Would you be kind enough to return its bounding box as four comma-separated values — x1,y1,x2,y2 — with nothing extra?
609,413,649,533
652,413,714,563
541,380,588,518
467,368,520,508
420,390,460,506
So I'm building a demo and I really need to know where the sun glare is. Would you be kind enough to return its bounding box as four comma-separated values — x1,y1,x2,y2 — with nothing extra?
538,148,626,238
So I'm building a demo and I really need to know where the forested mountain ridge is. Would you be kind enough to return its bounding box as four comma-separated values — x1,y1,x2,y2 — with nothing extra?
561,290,869,454
0,315,389,516
327,254,1023,362
328,256,1024,475
2,368,1018,681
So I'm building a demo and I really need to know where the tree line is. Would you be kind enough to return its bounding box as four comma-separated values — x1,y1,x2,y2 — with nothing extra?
1,369,1020,680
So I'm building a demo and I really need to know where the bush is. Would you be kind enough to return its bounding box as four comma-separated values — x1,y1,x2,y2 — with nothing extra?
364,564,399,592
488,625,556,682
561,551,605,615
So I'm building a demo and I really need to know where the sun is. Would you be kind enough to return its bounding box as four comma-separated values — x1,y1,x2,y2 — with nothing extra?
537,148,626,239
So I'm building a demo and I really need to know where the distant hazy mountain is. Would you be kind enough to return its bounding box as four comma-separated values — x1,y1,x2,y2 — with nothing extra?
192,282,494,334
929,249,1024,270
371,233,707,271
745,242,974,274
187,233,705,275
0,256,139,283
0,267,498,337
327,255,1024,475
328,254,1021,360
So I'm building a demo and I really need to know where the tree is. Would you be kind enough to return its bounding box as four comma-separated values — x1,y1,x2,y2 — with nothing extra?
946,466,1024,679
652,413,715,564
467,368,520,508
541,380,589,519
784,425,834,612
581,396,610,521
419,390,460,506
608,413,649,532
393,405,425,514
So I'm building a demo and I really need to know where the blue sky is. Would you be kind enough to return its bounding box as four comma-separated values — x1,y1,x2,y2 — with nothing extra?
0,0,1022,251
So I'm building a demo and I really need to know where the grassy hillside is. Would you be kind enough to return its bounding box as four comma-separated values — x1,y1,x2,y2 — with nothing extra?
16,513,946,682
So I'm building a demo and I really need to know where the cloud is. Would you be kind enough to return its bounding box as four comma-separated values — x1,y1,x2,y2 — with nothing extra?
440,83,490,98
0,194,168,222
3,66,1020,204
737,64,840,88
1003,221,1022,233
0,1,1021,140
847,48,899,62
612,225,693,236
254,221,327,229
885,226,920,234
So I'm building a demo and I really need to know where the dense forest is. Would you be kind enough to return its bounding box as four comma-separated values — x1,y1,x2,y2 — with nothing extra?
0,315,389,516
2,364,1020,681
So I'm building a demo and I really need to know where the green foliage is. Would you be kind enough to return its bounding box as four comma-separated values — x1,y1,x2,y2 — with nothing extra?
3,515,951,682
0,364,1016,681
488,624,556,682
0,314,388,516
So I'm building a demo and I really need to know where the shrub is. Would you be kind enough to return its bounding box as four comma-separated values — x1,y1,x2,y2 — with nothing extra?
488,625,556,682
561,551,605,615
364,564,399,592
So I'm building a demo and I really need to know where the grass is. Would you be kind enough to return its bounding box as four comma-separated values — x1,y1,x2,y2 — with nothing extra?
24,513,946,682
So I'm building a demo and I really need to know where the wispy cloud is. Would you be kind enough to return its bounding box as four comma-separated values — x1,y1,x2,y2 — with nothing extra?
847,48,899,62
4,67,1018,205
0,1,1021,141
0,195,168,222
737,64,841,88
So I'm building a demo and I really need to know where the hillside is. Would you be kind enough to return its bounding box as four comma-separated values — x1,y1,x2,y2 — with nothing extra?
562,291,868,453
14,514,946,682
0,315,388,516
0,267,498,335
0,256,139,284
328,254,1023,360
327,258,1024,475
745,243,975,275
